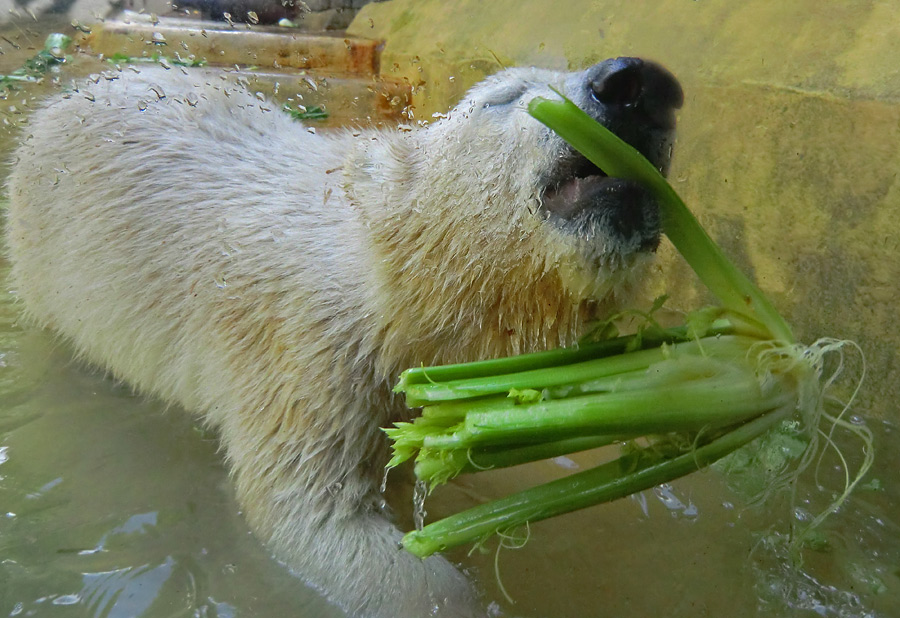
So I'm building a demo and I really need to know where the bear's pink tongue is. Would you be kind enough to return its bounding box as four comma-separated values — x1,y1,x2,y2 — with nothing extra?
542,175,611,219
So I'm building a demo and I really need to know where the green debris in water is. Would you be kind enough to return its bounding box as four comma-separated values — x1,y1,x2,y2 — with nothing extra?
282,103,329,121
105,52,208,68
859,477,883,492
1,33,72,91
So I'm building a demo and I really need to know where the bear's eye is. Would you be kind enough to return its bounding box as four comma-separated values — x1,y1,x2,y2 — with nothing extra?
481,82,529,108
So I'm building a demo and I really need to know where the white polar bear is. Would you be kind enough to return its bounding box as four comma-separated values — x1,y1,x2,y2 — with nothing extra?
5,57,681,617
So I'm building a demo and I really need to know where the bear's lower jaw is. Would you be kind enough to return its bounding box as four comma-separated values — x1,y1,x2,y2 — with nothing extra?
541,175,661,256
542,174,611,219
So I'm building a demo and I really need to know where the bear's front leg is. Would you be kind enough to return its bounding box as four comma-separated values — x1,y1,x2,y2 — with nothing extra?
213,397,483,618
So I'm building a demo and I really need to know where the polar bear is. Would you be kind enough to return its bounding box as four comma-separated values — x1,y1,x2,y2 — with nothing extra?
5,57,682,617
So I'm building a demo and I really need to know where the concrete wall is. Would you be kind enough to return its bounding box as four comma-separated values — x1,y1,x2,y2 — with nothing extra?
349,0,900,419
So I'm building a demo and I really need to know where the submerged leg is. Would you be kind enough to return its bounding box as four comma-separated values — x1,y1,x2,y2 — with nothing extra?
215,390,483,618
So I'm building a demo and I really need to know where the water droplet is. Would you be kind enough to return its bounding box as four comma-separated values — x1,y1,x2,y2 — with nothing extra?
413,480,428,531
794,506,812,522
151,32,167,45
653,483,698,518
71,20,92,34
552,456,578,470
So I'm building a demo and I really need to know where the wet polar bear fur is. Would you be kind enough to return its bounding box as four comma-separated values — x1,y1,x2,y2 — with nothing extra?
6,60,679,617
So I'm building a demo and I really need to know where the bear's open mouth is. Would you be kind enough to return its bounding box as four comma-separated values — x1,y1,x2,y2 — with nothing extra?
540,157,611,220
540,154,662,254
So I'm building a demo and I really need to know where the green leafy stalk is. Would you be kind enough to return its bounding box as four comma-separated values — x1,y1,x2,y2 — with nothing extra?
402,334,755,407
527,95,793,344
428,372,791,449
413,435,621,485
387,335,771,467
402,406,792,557
395,319,736,392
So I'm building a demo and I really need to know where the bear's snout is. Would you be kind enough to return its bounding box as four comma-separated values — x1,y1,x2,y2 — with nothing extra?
587,57,683,131
565,56,682,176
539,58,683,259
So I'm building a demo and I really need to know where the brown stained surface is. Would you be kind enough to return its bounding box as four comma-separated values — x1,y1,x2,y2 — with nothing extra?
73,14,410,124
343,36,379,75
87,17,380,74
205,68,409,126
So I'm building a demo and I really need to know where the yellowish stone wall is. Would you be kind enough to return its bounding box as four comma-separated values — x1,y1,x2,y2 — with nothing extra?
349,0,900,419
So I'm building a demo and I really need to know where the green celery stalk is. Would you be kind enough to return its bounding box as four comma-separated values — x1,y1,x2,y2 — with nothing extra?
403,406,792,557
423,372,791,449
413,435,622,485
403,335,757,406
395,319,738,390
527,95,793,344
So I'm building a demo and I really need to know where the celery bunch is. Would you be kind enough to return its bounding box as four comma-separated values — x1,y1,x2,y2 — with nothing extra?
386,94,870,558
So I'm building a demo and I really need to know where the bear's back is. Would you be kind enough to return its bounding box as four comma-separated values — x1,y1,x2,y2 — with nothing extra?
6,68,378,417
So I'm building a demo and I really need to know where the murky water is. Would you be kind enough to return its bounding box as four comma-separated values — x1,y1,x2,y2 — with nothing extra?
2,17,900,618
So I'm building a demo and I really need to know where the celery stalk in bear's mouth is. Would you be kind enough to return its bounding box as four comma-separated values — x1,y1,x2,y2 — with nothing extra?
386,93,872,559
528,93,793,344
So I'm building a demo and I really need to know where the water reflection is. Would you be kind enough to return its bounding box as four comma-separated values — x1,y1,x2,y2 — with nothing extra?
9,549,241,618
81,557,179,618
79,512,159,556
651,483,699,519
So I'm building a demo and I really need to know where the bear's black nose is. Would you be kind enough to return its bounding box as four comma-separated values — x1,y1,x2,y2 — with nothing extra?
588,57,683,130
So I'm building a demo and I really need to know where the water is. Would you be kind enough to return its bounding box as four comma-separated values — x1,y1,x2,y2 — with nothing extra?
0,302,342,618
2,17,900,618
